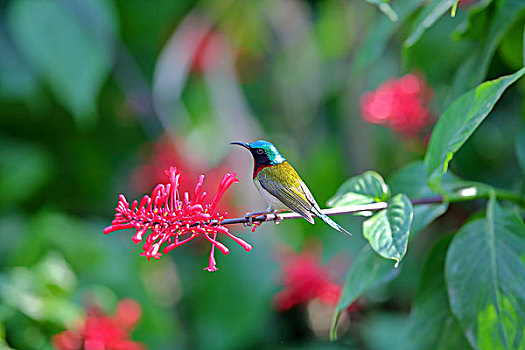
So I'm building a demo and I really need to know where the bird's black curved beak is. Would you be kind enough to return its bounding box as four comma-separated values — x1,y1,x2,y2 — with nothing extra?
230,141,250,149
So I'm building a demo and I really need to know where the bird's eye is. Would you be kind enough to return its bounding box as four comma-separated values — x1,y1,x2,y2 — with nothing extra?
256,149,264,154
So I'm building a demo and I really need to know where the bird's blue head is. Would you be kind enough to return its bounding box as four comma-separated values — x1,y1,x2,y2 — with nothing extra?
230,140,286,166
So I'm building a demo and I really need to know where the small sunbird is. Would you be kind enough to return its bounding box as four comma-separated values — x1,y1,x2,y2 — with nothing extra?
231,140,351,237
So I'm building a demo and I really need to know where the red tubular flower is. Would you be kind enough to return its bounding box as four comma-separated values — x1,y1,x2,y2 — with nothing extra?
360,73,433,136
53,299,145,350
104,167,251,271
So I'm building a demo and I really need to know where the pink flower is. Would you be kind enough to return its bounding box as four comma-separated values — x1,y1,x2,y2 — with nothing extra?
104,167,251,271
274,249,350,311
360,73,433,135
53,299,145,350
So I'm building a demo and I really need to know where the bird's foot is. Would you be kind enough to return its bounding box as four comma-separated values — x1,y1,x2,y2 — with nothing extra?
244,210,269,227
271,210,285,224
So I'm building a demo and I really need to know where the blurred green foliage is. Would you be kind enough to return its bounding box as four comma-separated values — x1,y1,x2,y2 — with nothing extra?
1,0,524,349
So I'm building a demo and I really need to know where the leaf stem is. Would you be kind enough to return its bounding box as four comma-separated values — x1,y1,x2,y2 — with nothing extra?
446,187,525,206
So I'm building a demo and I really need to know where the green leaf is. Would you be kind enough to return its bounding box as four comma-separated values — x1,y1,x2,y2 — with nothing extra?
516,124,525,175
350,0,425,77
452,0,493,41
389,161,495,236
450,0,525,98
365,0,398,22
425,67,525,191
327,171,390,208
411,204,448,236
330,245,399,340
406,235,471,350
389,161,451,235
7,0,117,127
363,194,413,266
445,197,525,349
404,0,456,48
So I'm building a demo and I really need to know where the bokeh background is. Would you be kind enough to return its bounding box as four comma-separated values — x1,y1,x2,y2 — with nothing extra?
1,0,524,349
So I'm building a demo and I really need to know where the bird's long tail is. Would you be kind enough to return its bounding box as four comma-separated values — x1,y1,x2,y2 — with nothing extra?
311,207,352,237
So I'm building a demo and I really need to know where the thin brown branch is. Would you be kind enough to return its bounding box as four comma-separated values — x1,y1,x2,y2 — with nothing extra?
217,195,445,226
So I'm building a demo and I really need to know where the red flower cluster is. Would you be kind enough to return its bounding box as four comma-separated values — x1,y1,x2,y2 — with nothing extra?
273,250,344,311
53,299,144,350
104,167,251,271
360,73,433,135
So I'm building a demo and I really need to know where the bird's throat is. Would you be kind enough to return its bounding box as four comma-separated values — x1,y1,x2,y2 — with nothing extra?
252,163,270,179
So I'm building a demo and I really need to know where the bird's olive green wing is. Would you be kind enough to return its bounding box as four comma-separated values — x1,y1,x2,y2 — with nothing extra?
257,164,316,223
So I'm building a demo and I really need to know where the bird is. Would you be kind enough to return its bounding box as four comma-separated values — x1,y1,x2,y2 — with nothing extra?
230,140,351,237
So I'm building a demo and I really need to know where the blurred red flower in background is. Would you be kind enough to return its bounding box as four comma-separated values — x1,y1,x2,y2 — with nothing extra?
189,29,227,74
53,299,144,350
360,73,433,136
131,136,237,215
178,18,262,82
105,167,251,271
457,0,479,7
273,248,357,312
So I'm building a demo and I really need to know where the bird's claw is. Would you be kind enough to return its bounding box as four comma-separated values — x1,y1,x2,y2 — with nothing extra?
244,211,268,227
243,214,253,227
